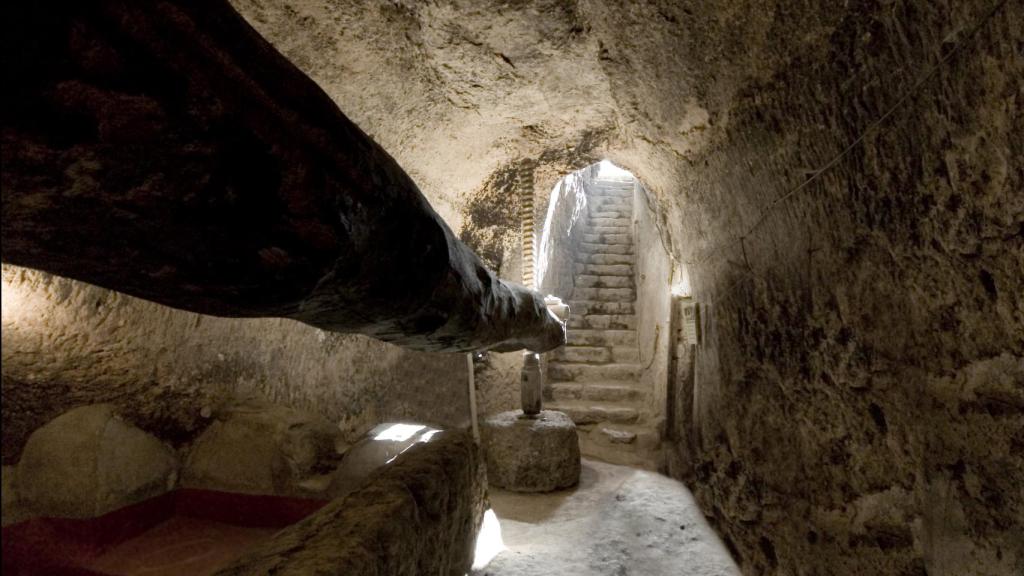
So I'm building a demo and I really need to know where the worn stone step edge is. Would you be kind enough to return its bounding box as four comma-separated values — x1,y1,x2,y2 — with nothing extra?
548,362,643,381
575,275,634,288
574,264,634,276
551,344,640,363
568,301,636,315
571,287,637,302
567,315,637,330
576,253,635,265
578,242,634,255
547,381,648,402
545,401,640,425
566,328,638,343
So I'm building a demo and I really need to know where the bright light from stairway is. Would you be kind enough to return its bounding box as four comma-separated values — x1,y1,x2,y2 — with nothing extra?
471,508,505,570
374,423,425,442
671,262,692,297
597,159,633,179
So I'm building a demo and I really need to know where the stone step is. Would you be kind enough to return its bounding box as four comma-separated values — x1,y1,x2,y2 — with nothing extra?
611,346,641,363
576,263,633,276
589,201,626,211
589,198,626,207
567,329,637,346
576,275,633,289
568,314,636,330
577,262,630,276
589,225,632,235
590,217,632,227
546,401,639,425
571,287,636,302
588,189,632,197
587,424,660,450
551,345,611,363
578,253,635,265
579,242,633,255
593,192,630,201
569,300,635,315
549,362,642,382
591,210,629,219
548,381,647,403
551,344,637,366
581,233,632,245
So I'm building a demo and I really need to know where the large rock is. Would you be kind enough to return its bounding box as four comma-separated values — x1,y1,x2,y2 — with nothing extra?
482,410,580,492
217,430,485,576
16,404,177,518
182,398,341,495
327,422,442,498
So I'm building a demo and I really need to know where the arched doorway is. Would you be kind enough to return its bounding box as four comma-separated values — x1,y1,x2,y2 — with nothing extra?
536,160,673,470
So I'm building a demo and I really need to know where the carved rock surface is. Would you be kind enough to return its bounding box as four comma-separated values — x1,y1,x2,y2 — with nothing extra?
0,0,1020,573
182,399,340,496
217,430,485,576
482,410,581,492
16,404,177,518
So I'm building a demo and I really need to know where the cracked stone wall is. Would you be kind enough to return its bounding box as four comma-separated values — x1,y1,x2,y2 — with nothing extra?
647,3,1024,575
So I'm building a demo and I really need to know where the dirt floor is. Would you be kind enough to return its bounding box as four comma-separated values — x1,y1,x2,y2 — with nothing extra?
476,459,739,576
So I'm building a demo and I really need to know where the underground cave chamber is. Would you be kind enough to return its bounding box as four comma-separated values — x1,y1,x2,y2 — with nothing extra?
2,1,1022,575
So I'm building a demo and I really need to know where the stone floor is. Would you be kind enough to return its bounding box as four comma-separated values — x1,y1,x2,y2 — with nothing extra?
475,459,740,576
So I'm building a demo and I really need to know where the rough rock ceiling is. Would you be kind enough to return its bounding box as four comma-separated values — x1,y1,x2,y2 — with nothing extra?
231,0,619,230
228,0,842,249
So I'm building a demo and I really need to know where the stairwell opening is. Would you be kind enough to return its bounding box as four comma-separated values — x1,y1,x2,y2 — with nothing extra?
536,160,674,470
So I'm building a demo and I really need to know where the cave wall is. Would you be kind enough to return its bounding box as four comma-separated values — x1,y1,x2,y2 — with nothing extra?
1,0,1020,573
632,181,674,429
1,266,469,464
642,2,1024,575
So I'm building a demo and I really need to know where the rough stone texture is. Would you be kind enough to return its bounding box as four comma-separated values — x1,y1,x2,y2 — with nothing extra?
182,398,340,496
652,4,1024,575
479,459,739,576
16,404,178,519
482,410,580,492
0,0,564,355
220,1,1021,573
1,266,471,465
1,1,1021,573
472,351,524,425
216,430,485,576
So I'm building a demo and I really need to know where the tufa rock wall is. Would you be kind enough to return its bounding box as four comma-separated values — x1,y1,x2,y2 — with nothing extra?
1,266,470,464
655,2,1023,574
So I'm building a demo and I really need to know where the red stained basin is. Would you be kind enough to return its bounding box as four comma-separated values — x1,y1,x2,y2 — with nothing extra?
2,489,328,576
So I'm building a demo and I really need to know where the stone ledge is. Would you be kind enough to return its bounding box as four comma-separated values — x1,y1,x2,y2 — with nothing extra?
216,430,485,576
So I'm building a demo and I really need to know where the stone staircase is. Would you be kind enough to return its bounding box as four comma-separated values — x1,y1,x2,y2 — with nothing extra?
546,178,660,469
